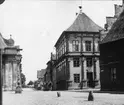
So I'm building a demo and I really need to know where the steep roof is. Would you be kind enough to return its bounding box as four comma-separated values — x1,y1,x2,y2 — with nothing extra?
66,12,103,32
55,12,103,47
101,10,124,44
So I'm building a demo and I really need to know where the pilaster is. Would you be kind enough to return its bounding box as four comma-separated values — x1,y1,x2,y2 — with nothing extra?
81,57,87,88
93,57,99,87
65,33,69,53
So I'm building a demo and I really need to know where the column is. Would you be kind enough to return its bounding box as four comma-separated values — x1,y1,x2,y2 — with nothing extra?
12,62,17,90
66,58,70,89
81,57,87,88
80,35,83,52
17,62,21,87
66,33,69,53
93,57,99,87
2,64,5,90
95,57,100,87
15,55,22,93
4,62,9,90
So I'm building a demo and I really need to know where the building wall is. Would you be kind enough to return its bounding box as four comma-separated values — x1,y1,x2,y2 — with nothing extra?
68,34,99,52
68,57,81,89
114,4,123,18
3,60,19,91
56,36,66,59
100,39,124,91
55,33,100,90
52,67,56,90
3,52,22,91
105,4,123,32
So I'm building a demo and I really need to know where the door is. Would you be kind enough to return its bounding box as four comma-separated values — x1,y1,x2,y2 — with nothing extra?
87,72,93,87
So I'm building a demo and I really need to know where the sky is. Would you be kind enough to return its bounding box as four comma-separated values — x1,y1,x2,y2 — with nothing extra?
0,0,122,84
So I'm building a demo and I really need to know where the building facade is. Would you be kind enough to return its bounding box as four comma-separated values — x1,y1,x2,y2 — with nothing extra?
100,3,124,91
37,69,46,90
54,7,104,90
104,3,123,32
0,34,22,91
43,53,56,90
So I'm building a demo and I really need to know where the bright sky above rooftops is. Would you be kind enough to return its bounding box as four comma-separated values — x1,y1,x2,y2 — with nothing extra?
0,0,122,83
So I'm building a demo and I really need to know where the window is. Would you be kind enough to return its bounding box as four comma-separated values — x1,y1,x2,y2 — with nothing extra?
85,41,91,51
111,68,116,81
74,74,80,83
73,58,80,67
62,45,64,54
86,58,92,67
72,40,79,51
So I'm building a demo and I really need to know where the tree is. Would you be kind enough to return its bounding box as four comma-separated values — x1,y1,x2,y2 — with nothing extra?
21,73,26,88
27,80,34,86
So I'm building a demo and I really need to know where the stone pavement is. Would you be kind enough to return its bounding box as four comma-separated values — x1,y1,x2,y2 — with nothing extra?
3,88,124,105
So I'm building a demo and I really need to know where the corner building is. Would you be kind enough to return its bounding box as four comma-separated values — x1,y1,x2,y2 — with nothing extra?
54,9,103,90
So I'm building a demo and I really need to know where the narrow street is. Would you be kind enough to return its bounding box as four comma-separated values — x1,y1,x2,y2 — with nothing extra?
3,88,124,105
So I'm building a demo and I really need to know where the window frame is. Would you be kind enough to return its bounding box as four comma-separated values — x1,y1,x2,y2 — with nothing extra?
74,74,80,83
86,57,92,67
85,40,92,51
72,40,79,52
73,57,80,67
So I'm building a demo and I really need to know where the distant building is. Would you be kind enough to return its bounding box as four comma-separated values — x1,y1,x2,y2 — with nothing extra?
0,34,22,91
37,69,46,89
100,4,124,91
54,7,104,90
44,53,56,90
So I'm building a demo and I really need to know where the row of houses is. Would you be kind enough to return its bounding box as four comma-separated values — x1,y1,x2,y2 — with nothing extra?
38,2,124,91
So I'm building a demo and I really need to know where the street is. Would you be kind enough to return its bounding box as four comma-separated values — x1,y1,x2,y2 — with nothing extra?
3,88,124,105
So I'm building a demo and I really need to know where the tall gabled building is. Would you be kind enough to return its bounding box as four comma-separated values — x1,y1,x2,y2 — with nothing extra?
54,7,104,90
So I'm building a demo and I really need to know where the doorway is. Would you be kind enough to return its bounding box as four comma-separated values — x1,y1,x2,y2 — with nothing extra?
87,72,94,87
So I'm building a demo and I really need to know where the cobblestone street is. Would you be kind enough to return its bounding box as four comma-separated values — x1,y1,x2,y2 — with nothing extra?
3,88,124,105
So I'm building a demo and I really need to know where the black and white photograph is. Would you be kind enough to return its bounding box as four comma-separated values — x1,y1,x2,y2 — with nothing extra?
0,0,124,105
